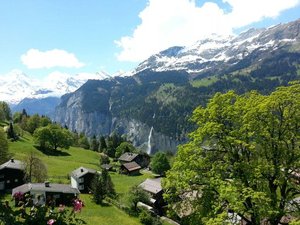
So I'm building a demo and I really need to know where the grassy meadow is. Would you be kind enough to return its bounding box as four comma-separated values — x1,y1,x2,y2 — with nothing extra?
6,132,160,225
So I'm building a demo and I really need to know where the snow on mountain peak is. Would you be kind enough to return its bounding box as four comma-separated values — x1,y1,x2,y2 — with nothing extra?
0,70,112,104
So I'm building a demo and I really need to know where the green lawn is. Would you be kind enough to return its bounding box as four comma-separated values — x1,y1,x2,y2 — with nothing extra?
7,133,146,224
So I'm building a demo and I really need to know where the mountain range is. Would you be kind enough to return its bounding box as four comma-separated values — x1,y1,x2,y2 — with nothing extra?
3,18,300,153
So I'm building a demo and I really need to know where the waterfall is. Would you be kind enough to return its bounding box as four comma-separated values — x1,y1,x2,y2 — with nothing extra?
147,126,154,155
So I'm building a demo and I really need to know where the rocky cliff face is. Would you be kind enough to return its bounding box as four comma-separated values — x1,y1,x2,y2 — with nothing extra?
54,77,181,153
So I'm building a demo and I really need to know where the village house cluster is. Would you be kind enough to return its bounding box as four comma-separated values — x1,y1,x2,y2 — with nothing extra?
0,152,165,214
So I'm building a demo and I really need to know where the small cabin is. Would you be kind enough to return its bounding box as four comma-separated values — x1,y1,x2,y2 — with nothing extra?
139,178,165,214
12,182,79,206
120,161,141,175
0,159,25,192
118,152,149,168
70,167,97,193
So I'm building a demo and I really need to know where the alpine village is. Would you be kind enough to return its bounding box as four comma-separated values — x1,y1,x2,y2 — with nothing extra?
1,4,300,225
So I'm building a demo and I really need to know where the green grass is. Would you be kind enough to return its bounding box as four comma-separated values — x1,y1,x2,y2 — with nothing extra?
7,132,147,224
77,194,141,225
190,76,218,87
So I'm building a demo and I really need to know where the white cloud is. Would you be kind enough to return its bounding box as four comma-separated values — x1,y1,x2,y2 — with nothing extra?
21,49,85,69
116,0,300,62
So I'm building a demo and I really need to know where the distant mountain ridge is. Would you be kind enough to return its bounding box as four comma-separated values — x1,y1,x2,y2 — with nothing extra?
135,19,300,76
55,18,300,153
0,70,112,105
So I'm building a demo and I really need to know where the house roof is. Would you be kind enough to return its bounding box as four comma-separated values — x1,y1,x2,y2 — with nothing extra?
118,152,139,162
0,159,25,171
139,178,162,194
121,161,141,172
101,164,113,170
71,167,97,179
12,183,80,196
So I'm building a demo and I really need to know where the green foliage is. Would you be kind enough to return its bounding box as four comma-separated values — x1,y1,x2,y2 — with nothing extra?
164,82,300,224
33,124,73,151
115,142,137,158
99,153,110,165
128,185,150,212
24,152,48,182
7,122,18,141
90,135,99,151
139,210,162,225
92,169,115,204
78,134,90,149
0,198,85,225
0,101,11,121
99,136,107,152
0,128,10,164
150,152,170,176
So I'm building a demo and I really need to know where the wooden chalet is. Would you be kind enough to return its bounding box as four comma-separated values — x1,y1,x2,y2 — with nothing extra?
70,167,97,193
12,182,79,206
139,178,165,214
118,152,149,168
120,161,141,175
0,159,25,192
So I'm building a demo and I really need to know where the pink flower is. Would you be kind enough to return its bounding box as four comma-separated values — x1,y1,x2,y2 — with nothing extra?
73,199,84,213
47,219,56,225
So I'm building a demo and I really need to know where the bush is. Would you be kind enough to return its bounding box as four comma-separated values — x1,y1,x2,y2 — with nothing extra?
139,210,162,225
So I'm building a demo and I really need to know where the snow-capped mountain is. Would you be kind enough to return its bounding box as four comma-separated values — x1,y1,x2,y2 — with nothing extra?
134,19,300,75
0,70,111,105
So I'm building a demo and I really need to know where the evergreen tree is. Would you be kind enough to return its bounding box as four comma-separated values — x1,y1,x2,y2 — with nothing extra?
90,135,99,151
92,169,115,204
99,136,107,152
7,122,17,141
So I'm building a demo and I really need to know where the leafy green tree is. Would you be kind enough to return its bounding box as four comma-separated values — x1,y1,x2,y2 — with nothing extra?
164,83,300,225
128,185,150,212
115,141,136,158
26,114,41,134
0,101,11,121
150,152,170,176
33,124,73,151
0,129,10,164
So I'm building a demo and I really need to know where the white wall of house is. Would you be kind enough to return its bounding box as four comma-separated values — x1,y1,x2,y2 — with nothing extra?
71,176,78,189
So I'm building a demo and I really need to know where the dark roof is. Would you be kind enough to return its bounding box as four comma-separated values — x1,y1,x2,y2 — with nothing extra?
71,167,97,179
121,161,141,172
12,183,80,196
101,164,113,170
0,159,25,171
139,178,162,194
118,152,139,162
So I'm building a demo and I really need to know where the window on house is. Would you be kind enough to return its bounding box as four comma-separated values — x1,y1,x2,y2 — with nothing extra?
6,180,10,184
79,178,84,183
15,179,18,182
79,185,84,190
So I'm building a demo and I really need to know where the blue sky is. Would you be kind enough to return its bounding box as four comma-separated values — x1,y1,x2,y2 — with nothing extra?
0,0,300,79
